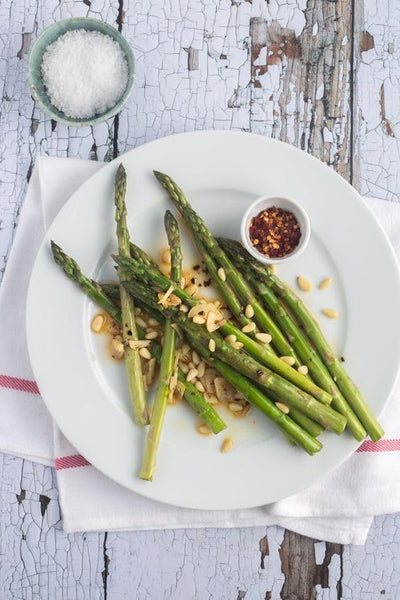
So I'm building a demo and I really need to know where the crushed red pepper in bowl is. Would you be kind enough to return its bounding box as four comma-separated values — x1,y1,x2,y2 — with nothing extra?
240,195,311,264
249,206,301,258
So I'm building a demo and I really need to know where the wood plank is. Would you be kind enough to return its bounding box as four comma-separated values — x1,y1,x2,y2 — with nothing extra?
0,454,106,599
249,0,353,181
353,0,400,200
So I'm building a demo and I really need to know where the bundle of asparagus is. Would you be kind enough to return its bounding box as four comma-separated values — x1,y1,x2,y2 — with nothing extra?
50,164,384,482
152,170,383,442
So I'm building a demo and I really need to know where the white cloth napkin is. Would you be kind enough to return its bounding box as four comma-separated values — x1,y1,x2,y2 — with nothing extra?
1,157,400,544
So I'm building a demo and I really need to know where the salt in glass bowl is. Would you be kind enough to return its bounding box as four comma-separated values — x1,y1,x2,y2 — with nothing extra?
27,17,135,127
240,195,311,265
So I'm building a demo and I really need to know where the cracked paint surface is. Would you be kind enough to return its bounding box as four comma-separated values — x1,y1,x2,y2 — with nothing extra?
1,0,400,597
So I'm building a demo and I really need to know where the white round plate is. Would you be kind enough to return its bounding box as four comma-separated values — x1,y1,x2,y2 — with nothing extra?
26,131,400,510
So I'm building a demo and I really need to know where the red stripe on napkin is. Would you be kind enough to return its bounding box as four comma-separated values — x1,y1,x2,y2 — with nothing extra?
55,455,91,470
53,440,400,472
357,439,400,453
0,374,40,394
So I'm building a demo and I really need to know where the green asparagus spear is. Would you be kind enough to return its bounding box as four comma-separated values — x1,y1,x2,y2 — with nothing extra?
219,237,383,442
218,237,367,442
140,211,182,481
114,164,149,426
50,241,226,435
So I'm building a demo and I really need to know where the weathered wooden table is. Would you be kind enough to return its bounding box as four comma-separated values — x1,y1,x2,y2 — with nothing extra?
1,1,399,597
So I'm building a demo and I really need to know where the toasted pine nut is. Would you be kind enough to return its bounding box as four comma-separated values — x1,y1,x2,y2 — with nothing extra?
186,284,198,296
187,368,199,382
280,356,296,366
298,365,309,375
297,276,312,292
204,393,218,404
145,331,159,340
255,332,272,344
139,347,152,360
276,402,290,414
135,316,147,329
209,339,216,352
91,314,105,333
179,362,189,374
188,361,196,370
134,307,142,315
181,344,191,356
225,334,237,345
180,304,189,312
322,308,338,319
110,338,125,360
128,339,151,351
233,342,244,350
193,316,206,325
160,264,171,277
242,322,256,333
148,318,159,327
319,277,333,290
197,361,206,378
245,304,254,318
221,437,234,453
197,423,212,436
228,402,243,412
161,248,171,264
146,358,156,386
192,351,200,366
217,267,226,281
206,311,222,333
195,381,205,393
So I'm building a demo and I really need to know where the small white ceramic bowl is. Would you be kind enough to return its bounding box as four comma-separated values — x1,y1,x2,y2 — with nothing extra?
240,195,311,265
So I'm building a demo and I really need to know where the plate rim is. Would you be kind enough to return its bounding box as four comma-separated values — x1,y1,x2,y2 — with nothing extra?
26,130,400,510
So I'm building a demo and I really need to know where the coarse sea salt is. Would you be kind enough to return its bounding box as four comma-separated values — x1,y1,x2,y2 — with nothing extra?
41,29,129,119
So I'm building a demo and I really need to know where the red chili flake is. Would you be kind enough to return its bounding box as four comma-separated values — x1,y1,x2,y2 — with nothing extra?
249,206,301,258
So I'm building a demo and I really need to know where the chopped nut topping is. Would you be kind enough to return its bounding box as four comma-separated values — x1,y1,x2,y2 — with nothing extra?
280,355,295,366
139,347,152,360
297,276,312,292
319,277,333,290
91,313,106,333
255,332,272,344
161,248,171,264
197,423,212,436
217,267,226,281
322,308,338,319
110,338,125,360
245,304,254,318
242,322,256,333
221,437,235,453
128,339,151,351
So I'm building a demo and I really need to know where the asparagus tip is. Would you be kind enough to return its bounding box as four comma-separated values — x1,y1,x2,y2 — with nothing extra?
153,170,167,183
116,163,126,178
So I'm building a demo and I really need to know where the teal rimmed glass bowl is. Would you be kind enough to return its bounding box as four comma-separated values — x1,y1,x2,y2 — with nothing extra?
27,18,135,127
